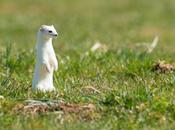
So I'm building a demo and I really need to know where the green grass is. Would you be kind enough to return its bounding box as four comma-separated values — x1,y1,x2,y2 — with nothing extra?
0,0,175,129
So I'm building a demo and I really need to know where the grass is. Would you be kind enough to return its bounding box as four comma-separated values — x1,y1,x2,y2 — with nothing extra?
0,0,175,129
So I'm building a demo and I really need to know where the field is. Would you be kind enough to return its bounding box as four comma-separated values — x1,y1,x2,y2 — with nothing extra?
0,0,175,129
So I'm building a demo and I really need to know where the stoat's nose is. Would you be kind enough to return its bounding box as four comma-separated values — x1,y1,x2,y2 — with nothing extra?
54,34,58,37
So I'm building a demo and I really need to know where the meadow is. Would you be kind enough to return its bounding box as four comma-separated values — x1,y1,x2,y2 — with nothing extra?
0,0,175,129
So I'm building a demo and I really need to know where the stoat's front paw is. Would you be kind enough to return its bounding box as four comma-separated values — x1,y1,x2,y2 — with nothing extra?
46,65,52,72
52,59,58,71
54,64,58,71
43,61,51,72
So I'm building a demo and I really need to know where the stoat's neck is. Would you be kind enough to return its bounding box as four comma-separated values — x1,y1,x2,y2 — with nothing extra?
37,37,52,44
37,32,52,44
36,32,53,50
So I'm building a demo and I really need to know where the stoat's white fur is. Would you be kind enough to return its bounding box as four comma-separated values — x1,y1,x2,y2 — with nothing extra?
32,25,58,92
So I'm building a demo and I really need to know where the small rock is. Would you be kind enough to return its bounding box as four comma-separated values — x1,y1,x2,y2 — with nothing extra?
13,99,95,114
59,102,95,113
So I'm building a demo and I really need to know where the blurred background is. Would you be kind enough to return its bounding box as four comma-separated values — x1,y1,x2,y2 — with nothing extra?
0,0,175,55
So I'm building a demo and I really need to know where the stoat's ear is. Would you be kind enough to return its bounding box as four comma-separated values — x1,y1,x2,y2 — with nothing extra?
40,28,44,32
40,27,45,32
39,25,47,32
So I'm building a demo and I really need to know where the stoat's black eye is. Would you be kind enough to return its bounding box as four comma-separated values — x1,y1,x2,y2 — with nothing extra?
48,30,53,33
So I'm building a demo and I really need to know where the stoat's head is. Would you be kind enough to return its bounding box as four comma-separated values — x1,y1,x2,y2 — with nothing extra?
38,25,58,39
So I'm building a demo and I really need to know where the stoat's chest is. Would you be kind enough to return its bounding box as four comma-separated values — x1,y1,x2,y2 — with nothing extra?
36,43,55,61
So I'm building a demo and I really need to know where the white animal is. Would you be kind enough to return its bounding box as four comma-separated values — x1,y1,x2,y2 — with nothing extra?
32,25,58,92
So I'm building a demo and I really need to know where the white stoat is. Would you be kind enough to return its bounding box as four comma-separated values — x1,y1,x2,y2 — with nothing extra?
32,25,58,92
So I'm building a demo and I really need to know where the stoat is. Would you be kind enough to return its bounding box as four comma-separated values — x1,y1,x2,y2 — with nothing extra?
32,25,58,92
